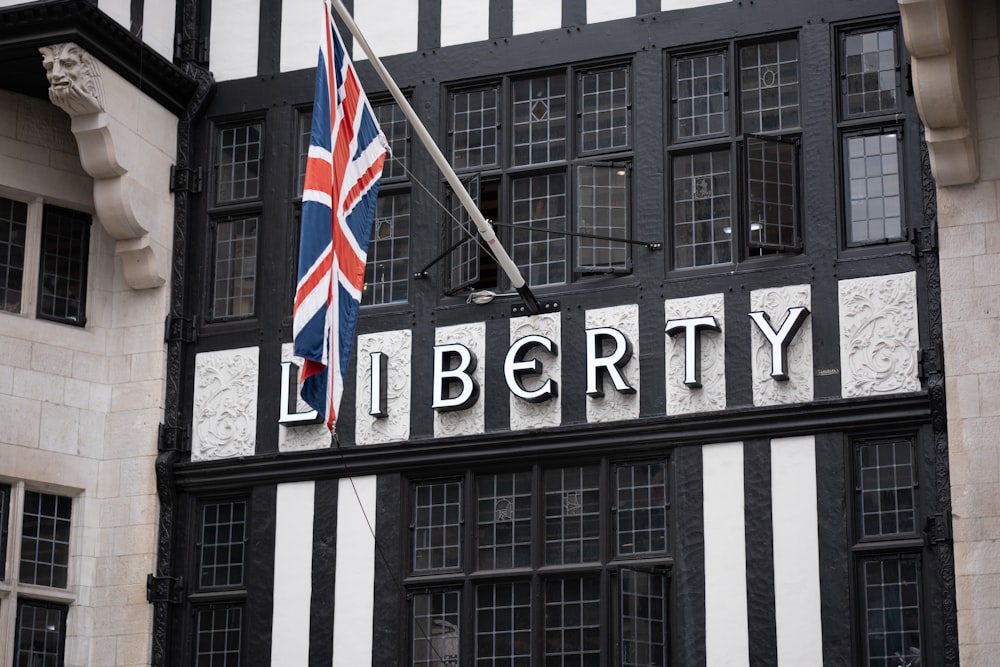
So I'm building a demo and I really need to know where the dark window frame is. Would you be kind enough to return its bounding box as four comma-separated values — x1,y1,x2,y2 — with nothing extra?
445,60,635,295
14,598,68,666
849,435,927,667
835,21,912,250
207,117,266,324
405,457,671,665
666,34,804,272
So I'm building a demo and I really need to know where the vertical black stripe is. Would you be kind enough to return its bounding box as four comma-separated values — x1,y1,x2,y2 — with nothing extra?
743,438,777,666
637,0,660,15
815,432,852,663
258,0,282,75
419,0,442,50
490,0,513,39
373,474,404,664
563,0,586,27
130,0,144,37
673,444,706,667
247,485,277,662
308,479,339,665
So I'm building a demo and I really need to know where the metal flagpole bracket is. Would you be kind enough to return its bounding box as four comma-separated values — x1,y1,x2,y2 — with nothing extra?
511,299,560,316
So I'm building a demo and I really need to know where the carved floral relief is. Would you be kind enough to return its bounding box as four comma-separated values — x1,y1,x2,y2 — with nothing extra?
751,284,813,406
355,330,412,445
839,272,920,397
191,348,259,461
509,313,562,431
434,322,486,438
665,293,726,415
586,304,640,423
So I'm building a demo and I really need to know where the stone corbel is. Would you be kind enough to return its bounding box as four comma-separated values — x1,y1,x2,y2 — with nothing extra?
40,42,166,289
899,0,979,186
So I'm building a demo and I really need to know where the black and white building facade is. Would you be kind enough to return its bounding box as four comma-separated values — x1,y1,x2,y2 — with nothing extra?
152,0,964,665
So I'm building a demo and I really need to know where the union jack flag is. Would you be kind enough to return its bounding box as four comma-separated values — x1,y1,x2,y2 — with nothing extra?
293,5,387,431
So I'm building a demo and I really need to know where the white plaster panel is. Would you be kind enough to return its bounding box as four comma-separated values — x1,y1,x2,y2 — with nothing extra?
97,0,130,29
586,304,640,423
353,0,419,60
839,271,920,397
587,0,636,23
272,482,315,667
750,284,813,406
513,0,561,35
281,0,320,73
355,330,412,445
771,436,823,666
332,475,377,667
442,0,490,47
141,0,178,61
434,322,486,438
665,293,726,415
279,343,332,453
209,0,261,81
702,442,749,667
191,347,258,461
509,313,562,431
661,0,730,10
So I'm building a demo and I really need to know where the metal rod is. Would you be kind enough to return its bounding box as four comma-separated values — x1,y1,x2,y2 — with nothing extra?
327,0,540,315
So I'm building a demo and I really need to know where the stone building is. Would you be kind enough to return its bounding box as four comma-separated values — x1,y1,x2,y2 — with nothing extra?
0,0,997,666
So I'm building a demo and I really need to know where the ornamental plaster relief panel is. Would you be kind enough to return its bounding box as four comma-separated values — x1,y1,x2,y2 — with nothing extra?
279,343,331,453
751,284,813,407
434,322,485,439
191,347,258,461
509,313,562,431
665,293,726,415
586,304,640,423
355,330,412,445
839,271,920,397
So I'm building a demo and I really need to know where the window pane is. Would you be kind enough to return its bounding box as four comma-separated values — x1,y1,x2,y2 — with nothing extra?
746,137,799,252
740,38,800,133
475,581,532,666
672,151,732,268
511,173,567,287
842,28,898,117
295,110,312,196
512,74,567,165
862,557,922,667
216,122,262,203
579,66,630,153
452,87,499,170
19,491,72,588
544,575,601,665
577,166,629,273
37,206,90,325
413,590,461,666
450,175,481,292
673,51,728,140
195,606,243,667
844,131,903,245
858,440,917,538
375,102,410,180
413,480,463,572
477,472,532,570
0,196,27,314
621,569,668,667
544,466,601,565
616,461,668,556
212,217,258,320
199,500,247,589
15,600,67,666
363,192,410,305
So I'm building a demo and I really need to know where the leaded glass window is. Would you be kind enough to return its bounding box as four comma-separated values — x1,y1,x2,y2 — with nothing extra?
216,122,263,204
844,131,903,245
672,150,733,268
212,216,258,320
37,206,90,325
842,27,899,118
511,172,567,286
673,51,728,139
452,87,500,170
363,192,410,306
0,197,27,314
413,480,463,572
19,491,72,588
195,606,243,667
199,500,247,589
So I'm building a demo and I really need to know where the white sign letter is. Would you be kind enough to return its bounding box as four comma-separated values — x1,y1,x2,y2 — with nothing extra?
748,306,810,380
432,343,480,411
504,335,558,403
586,327,635,397
665,316,721,388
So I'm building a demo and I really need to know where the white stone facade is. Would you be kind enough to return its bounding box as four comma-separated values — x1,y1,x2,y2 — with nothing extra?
902,0,1000,663
0,50,177,667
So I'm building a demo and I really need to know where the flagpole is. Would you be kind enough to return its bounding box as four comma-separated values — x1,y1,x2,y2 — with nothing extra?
327,0,541,315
